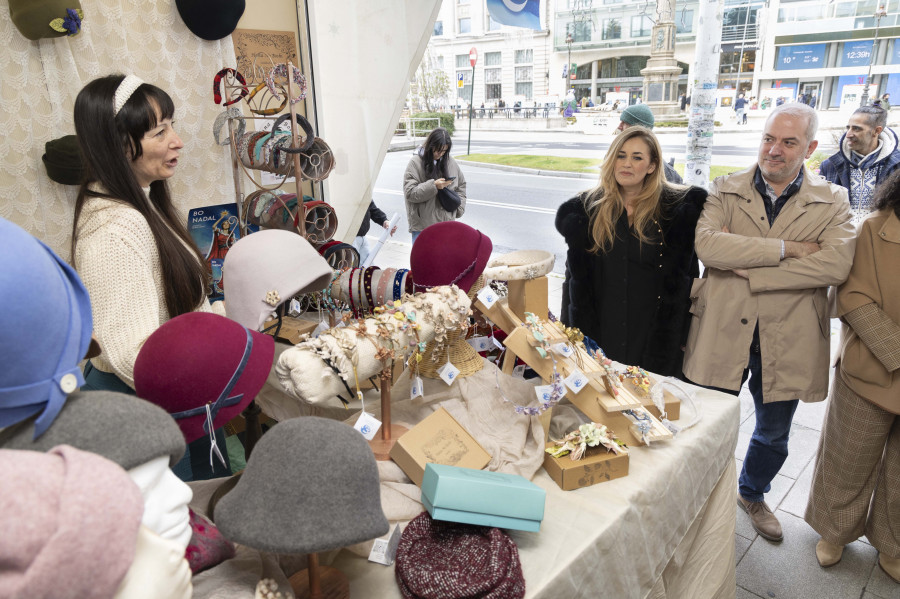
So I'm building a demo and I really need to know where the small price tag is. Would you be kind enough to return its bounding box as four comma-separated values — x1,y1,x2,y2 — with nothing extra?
368,524,402,566
534,384,558,406
564,370,590,394
551,342,574,358
289,298,303,317
312,320,329,338
491,335,504,350
437,362,460,386
467,336,492,352
410,376,424,399
476,286,499,309
353,411,382,441
512,364,526,379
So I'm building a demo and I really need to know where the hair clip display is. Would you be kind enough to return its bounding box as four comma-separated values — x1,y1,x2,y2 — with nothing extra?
212,68,248,106
545,422,627,460
619,365,652,397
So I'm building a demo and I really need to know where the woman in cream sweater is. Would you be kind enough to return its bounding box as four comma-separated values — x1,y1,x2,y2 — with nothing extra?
71,74,228,480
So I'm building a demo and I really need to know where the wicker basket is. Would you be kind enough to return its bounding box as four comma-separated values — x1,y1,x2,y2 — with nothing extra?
416,329,484,380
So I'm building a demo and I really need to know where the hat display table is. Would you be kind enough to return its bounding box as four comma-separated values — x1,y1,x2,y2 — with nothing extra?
478,275,678,450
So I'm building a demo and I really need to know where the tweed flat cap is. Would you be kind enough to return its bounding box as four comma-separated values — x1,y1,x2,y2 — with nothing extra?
0,391,185,470
395,512,525,599
215,417,389,554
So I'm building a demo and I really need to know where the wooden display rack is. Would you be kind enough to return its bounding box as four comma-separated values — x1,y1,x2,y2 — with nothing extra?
476,277,678,448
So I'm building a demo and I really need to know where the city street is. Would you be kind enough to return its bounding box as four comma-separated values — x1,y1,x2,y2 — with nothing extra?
372,127,835,275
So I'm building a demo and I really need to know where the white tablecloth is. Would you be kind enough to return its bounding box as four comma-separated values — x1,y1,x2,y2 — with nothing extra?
329,385,740,599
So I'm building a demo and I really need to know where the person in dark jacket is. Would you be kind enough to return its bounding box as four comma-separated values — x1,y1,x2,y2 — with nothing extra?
353,199,397,264
556,126,707,377
819,105,900,226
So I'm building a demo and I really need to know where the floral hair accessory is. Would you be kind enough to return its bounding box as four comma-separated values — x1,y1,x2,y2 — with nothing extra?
620,365,651,397
49,8,83,35
266,63,307,104
545,422,627,460
265,290,281,306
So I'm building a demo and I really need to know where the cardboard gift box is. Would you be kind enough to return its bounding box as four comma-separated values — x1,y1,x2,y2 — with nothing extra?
543,443,629,491
389,407,491,487
421,463,546,532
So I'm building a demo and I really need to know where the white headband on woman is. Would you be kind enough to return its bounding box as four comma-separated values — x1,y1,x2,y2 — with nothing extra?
113,75,144,115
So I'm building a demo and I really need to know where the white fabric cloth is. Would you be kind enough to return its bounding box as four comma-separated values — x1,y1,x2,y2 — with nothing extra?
0,0,236,258
329,382,740,599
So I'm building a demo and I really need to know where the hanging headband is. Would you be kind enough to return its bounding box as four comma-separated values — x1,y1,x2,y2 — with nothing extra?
114,75,145,115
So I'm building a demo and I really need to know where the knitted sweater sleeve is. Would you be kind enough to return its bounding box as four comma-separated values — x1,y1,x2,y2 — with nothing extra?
76,202,210,388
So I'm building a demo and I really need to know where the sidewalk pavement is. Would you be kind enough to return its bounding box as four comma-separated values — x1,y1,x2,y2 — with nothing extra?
364,234,898,599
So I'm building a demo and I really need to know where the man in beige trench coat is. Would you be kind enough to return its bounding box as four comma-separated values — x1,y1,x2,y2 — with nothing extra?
683,104,856,543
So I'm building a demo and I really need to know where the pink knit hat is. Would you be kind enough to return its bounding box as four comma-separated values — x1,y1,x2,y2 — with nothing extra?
0,445,144,599
395,512,525,599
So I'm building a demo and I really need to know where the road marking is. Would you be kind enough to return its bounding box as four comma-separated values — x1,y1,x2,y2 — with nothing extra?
373,188,558,214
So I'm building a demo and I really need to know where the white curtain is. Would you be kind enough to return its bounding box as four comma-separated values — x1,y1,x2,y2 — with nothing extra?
0,0,237,259
307,0,441,241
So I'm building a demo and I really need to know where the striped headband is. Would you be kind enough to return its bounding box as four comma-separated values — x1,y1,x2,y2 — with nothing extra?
113,75,144,115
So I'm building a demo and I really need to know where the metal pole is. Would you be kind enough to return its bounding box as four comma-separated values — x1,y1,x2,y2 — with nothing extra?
860,5,887,107
684,0,725,189
467,64,475,155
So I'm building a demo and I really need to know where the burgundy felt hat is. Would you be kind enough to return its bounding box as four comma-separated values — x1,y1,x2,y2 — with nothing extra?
133,312,274,444
395,512,525,599
410,222,492,293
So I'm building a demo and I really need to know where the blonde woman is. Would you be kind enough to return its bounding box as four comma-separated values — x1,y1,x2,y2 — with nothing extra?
555,126,707,377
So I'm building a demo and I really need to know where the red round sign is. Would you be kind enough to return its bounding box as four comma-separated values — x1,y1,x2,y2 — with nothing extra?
469,47,478,67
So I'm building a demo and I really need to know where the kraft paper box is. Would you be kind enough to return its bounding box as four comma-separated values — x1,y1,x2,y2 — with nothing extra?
389,407,491,487
421,463,545,532
543,443,629,491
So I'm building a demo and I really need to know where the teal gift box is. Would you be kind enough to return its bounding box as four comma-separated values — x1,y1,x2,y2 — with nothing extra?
421,463,546,532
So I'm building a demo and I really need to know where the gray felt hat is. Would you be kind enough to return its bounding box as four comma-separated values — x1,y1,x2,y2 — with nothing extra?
0,391,185,470
215,417,389,554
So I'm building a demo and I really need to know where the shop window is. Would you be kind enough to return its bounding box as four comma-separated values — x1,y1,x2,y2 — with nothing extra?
616,56,648,78
485,52,502,67
459,18,471,33
456,54,469,68
603,18,621,40
433,21,443,36
515,49,533,64
486,83,502,100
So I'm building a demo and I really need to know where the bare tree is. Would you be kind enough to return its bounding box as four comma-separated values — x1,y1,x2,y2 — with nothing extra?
410,50,450,112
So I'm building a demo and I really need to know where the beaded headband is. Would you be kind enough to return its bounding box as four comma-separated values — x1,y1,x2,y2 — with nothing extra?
114,75,145,116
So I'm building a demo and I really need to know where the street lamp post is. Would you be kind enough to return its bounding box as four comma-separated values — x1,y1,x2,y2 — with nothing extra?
860,5,888,107
566,32,573,93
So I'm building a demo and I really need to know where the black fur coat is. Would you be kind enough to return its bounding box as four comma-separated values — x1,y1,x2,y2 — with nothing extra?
555,186,707,376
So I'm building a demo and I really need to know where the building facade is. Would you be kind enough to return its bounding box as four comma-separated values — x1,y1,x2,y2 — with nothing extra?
755,0,900,109
425,0,900,111
427,0,553,108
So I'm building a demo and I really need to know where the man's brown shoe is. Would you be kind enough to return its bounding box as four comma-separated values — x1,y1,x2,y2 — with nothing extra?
879,554,900,583
815,539,843,567
738,495,783,542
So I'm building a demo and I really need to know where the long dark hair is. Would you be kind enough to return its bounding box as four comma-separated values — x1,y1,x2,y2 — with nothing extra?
873,168,900,219
71,74,207,318
421,127,452,179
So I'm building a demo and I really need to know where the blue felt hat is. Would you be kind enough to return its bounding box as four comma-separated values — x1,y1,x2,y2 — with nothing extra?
0,218,93,438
